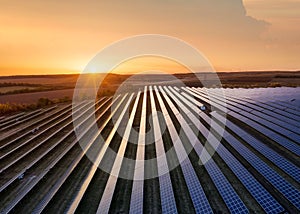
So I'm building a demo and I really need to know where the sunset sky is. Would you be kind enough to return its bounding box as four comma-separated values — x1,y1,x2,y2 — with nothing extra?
0,0,299,76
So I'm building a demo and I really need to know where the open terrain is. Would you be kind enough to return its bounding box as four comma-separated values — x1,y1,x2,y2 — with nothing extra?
0,71,299,104
0,86,299,213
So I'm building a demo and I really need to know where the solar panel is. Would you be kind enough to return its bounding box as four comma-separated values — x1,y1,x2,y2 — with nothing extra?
130,181,144,214
253,111,300,133
207,88,300,126
2,94,127,214
179,88,300,210
158,174,178,214
149,86,178,214
183,87,300,156
233,114,300,156
260,110,300,128
212,112,300,183
154,86,213,214
273,109,300,123
241,111,300,143
229,139,300,210
168,87,285,214
206,89,300,131
129,86,147,214
281,100,300,110
161,86,248,214
195,88,300,143
96,91,141,213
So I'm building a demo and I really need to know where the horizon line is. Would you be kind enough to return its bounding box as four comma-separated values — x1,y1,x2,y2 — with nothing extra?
0,69,300,77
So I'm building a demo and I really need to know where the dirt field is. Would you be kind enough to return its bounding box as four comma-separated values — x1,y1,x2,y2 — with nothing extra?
0,89,74,104
0,75,79,87
0,86,36,94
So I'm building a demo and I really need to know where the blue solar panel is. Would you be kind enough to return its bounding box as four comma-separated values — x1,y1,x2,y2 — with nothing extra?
281,100,300,110
268,101,299,111
180,159,213,214
253,102,277,111
194,88,300,143
154,86,213,214
210,89,300,129
203,88,300,129
129,87,147,214
97,92,141,213
149,86,178,214
182,88,300,210
204,159,249,214
230,139,300,210
213,113,300,183
241,111,300,143
170,87,285,214
240,118,300,156
184,87,300,157
130,181,144,214
262,110,300,128
161,86,248,214
158,174,178,214
266,102,300,117
273,109,300,123
253,111,300,133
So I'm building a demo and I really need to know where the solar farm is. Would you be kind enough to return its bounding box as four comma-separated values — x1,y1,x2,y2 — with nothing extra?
0,86,299,214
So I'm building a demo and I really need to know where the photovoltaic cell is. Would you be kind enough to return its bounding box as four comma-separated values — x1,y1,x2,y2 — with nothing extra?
195,88,300,143
212,112,300,183
96,92,141,213
149,86,178,214
179,87,300,210
129,87,147,214
161,86,248,214
207,89,300,130
184,87,300,157
169,87,285,214
154,86,213,214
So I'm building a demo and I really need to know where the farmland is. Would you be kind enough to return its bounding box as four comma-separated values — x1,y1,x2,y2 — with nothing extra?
0,85,299,213
0,71,299,104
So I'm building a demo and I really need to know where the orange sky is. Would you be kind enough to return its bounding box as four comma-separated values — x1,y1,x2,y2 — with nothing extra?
0,0,299,76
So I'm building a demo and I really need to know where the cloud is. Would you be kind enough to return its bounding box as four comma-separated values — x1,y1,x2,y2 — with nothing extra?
99,0,269,42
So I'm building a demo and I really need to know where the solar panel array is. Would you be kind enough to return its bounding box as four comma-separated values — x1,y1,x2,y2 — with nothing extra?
1,86,299,213
186,87,300,157
166,86,285,214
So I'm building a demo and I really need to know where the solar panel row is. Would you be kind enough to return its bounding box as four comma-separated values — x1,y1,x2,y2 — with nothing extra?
161,86,248,214
213,113,300,183
154,86,213,214
130,87,147,214
207,88,300,123
168,87,285,214
2,97,117,213
181,87,300,210
149,86,178,214
2,85,299,213
206,89,300,130
209,89,300,124
195,88,300,142
186,87,300,157
97,92,141,213
180,89,300,183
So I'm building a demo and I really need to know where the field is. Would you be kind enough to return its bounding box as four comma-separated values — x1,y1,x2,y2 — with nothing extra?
0,86,37,94
0,85,299,213
0,71,299,105
0,89,74,104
